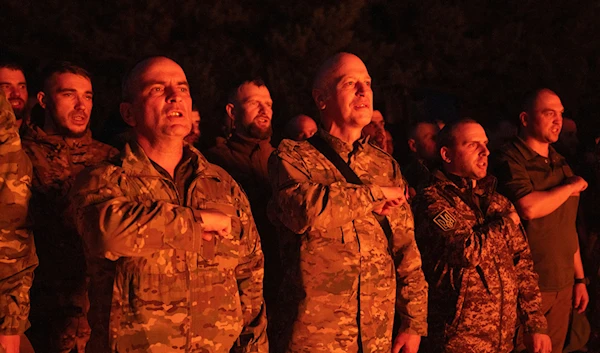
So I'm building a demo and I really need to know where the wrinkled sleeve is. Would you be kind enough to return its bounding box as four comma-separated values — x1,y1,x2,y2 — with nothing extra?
498,198,547,334
232,182,268,352
268,146,386,234
0,94,38,335
70,167,207,259
389,163,428,336
412,187,512,269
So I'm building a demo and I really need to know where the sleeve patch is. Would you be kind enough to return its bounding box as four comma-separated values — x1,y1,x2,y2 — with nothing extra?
433,209,457,231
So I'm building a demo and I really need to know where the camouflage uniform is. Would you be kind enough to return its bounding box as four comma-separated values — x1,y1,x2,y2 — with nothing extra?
69,141,268,353
411,170,547,353
268,130,428,353
0,93,38,337
20,122,117,351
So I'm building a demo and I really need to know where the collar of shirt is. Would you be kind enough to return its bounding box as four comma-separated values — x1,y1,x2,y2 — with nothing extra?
227,132,272,156
512,136,562,164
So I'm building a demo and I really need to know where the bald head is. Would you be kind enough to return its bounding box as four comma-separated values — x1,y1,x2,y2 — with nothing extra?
312,53,373,135
285,114,317,141
122,56,177,102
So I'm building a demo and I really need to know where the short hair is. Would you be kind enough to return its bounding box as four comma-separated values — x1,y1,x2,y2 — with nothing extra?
0,62,25,73
227,78,267,105
408,120,437,140
521,88,557,113
41,61,91,93
437,118,479,149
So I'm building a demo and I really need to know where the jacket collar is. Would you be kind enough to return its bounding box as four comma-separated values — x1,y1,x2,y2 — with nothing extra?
318,128,369,155
227,132,273,155
21,121,94,148
511,136,561,163
433,169,497,196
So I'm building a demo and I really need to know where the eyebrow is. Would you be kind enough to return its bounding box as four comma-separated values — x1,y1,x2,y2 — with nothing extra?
144,80,189,87
57,88,94,95
0,81,27,85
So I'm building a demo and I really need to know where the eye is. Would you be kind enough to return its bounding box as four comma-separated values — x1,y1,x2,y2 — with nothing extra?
179,87,189,93
365,81,372,87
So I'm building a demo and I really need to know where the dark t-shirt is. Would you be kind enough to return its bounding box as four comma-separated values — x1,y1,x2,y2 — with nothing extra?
493,137,578,291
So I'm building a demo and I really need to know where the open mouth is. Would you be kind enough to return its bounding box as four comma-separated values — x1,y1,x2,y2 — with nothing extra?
167,111,184,118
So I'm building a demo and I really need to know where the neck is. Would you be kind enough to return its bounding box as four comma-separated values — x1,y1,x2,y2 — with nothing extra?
136,134,184,177
322,120,362,145
520,133,550,157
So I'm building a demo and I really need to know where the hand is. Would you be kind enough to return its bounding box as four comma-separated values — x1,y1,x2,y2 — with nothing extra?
524,333,552,353
573,283,589,313
381,186,405,201
198,209,231,240
76,315,91,353
506,211,521,225
392,333,420,353
0,335,20,353
565,176,588,195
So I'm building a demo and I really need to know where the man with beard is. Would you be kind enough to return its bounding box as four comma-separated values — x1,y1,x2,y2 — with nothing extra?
268,52,427,353
412,119,550,353
204,78,281,330
493,88,589,352
21,62,118,353
0,63,29,128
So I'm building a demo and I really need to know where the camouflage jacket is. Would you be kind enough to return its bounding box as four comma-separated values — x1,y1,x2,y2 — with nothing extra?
21,123,117,315
69,141,268,353
0,93,38,335
412,170,547,353
268,129,428,353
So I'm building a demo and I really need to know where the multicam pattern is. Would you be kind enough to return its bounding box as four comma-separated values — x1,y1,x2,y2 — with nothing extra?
268,129,427,353
69,142,267,352
412,170,547,353
0,93,38,335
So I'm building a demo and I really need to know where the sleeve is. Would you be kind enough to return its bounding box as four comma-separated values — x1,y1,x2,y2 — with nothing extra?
493,152,534,202
232,182,268,352
0,94,38,335
70,167,208,259
500,199,547,334
389,163,429,336
412,188,513,269
268,146,386,234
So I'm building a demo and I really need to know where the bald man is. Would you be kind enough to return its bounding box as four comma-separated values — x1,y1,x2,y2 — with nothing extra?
284,114,317,141
70,57,267,352
269,53,427,353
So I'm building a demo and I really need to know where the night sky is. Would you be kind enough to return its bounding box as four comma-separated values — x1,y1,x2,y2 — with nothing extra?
3,0,600,147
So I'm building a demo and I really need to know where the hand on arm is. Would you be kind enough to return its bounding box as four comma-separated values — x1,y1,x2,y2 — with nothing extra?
392,333,421,353
197,209,232,240
374,186,407,216
573,247,589,313
515,176,586,220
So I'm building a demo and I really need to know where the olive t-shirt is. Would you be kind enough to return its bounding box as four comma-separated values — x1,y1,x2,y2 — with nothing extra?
493,137,578,291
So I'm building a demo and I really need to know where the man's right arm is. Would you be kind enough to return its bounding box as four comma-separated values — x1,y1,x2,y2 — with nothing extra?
268,146,390,234
70,167,218,259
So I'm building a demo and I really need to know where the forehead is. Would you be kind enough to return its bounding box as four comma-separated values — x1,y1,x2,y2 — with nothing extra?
49,72,92,90
138,59,187,85
0,68,26,82
534,91,563,111
455,122,487,143
329,55,369,83
415,122,438,137
237,83,271,101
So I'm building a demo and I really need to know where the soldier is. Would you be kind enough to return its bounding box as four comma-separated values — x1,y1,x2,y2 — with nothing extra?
411,118,551,353
268,52,427,353
69,56,267,352
0,63,29,128
493,88,589,352
204,78,281,328
0,92,37,353
22,62,118,352
403,121,439,198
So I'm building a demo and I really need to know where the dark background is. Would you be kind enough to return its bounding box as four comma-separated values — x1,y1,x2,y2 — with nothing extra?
2,0,600,147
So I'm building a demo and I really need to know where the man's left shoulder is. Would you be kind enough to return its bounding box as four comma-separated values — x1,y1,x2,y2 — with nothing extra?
89,139,119,159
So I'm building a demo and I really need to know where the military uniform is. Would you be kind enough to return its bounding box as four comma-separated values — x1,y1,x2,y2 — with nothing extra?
411,170,547,353
69,141,268,353
20,122,118,351
268,130,428,353
0,93,38,338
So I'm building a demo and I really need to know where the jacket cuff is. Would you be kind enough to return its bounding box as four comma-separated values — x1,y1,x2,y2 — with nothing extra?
191,209,205,253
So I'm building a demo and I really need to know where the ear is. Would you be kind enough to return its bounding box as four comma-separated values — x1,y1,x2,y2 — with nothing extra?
440,146,452,164
37,92,47,109
225,103,236,121
312,88,327,111
119,102,136,127
519,112,528,128
407,138,417,153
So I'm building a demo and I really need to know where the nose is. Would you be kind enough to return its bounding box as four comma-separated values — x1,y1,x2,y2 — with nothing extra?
8,86,20,98
356,81,371,96
74,95,86,110
166,86,183,103
480,144,490,157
